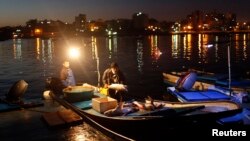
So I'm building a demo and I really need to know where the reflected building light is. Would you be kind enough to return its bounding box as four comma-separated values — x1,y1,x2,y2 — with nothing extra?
106,35,118,59
214,44,219,63
150,35,158,47
183,35,187,59
243,34,247,60
151,46,162,62
91,36,101,86
182,34,192,60
198,34,202,63
202,34,209,63
41,39,45,77
149,35,162,63
186,34,192,60
136,39,143,73
171,34,180,58
108,37,112,59
215,36,219,62
186,35,191,59
235,34,240,63
91,36,97,59
42,39,45,63
36,38,40,60
113,36,118,55
47,39,53,64
13,39,22,59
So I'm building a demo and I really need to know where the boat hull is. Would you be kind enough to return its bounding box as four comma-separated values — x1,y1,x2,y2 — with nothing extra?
50,91,242,139
163,72,250,92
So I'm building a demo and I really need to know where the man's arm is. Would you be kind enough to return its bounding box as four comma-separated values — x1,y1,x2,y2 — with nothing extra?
102,69,109,87
60,68,68,81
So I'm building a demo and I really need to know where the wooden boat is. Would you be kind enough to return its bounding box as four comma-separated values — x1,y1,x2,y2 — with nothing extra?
0,80,44,112
163,72,213,91
163,72,249,103
49,90,243,140
163,72,250,92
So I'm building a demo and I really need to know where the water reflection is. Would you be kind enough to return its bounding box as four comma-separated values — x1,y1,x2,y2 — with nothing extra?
243,34,247,60
1,33,250,96
66,124,112,141
13,39,22,59
149,35,162,63
36,38,40,60
91,36,101,86
171,34,181,58
136,38,143,73
35,38,54,64
169,33,250,72
214,36,219,63
107,35,118,59
183,34,192,60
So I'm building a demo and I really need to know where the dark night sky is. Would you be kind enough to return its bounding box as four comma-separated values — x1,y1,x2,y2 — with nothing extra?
1,0,250,27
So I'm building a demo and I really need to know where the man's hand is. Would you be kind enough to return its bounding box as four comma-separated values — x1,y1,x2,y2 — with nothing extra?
108,84,128,91
104,84,109,88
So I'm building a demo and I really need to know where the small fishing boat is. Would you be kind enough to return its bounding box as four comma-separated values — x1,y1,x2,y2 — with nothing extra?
163,71,248,125
163,72,213,91
163,71,250,92
49,87,242,140
0,80,43,112
163,71,249,103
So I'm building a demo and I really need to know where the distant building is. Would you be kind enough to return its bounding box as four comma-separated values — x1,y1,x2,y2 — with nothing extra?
75,14,87,33
186,10,203,31
106,19,132,34
132,12,149,31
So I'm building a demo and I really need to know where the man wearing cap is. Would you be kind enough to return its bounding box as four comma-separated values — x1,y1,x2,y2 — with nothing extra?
102,62,126,101
60,61,76,87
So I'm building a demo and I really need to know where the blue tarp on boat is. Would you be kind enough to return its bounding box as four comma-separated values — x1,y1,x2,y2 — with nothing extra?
174,90,231,102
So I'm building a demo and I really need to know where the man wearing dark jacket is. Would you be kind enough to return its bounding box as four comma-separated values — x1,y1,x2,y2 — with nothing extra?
60,61,76,87
102,62,126,101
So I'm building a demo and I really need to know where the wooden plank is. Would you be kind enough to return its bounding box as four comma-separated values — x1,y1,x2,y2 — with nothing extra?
42,112,65,126
42,109,82,127
57,109,82,123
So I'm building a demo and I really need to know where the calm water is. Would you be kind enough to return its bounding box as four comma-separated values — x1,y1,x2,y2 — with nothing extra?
1,34,250,99
1,34,250,140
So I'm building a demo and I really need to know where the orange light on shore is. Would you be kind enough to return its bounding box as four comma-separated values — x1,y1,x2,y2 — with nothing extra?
68,47,80,59
34,28,42,35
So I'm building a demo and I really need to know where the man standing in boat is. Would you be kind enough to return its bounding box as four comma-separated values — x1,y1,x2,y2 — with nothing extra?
102,62,126,101
60,61,76,87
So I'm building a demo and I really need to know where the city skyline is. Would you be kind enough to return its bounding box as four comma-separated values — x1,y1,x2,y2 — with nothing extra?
1,0,250,27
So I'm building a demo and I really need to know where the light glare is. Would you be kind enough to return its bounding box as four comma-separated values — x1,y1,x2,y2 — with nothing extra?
69,47,80,58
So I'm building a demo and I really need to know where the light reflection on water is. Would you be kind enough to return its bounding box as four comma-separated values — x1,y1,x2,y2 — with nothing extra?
0,34,250,140
66,124,112,141
0,34,250,99
0,103,113,141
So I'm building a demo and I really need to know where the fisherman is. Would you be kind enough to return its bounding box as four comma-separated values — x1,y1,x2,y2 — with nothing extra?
60,61,76,87
102,62,126,101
